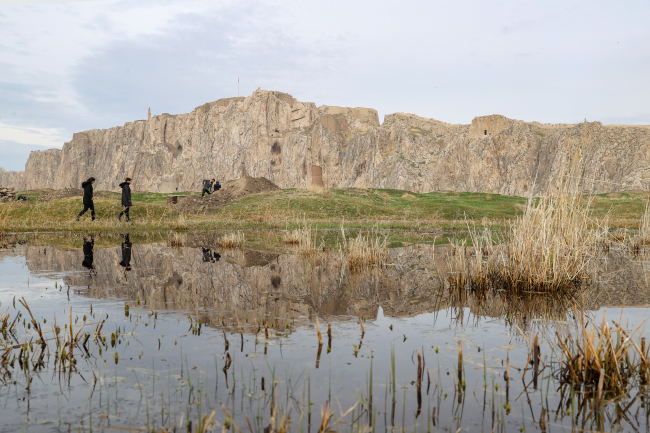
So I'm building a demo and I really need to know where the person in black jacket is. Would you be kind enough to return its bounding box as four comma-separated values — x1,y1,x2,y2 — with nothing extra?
202,179,216,197
117,178,133,222
75,177,96,221
82,236,95,275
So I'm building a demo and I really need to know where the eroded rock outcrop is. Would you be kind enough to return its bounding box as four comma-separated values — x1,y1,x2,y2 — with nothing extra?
0,167,24,191
4,89,650,195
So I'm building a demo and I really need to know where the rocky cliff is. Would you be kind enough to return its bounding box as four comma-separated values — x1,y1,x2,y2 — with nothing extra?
0,167,24,190
3,89,650,195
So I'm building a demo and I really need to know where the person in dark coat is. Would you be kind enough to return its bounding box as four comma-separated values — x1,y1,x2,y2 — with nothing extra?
117,178,133,222
119,233,133,277
75,177,96,221
82,236,95,275
202,179,216,197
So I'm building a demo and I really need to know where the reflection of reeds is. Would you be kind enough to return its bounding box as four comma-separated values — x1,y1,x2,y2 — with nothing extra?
215,231,244,248
447,275,586,327
168,231,185,247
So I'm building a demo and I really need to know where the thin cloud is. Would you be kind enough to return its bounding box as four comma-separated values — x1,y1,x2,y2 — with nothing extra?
0,0,649,174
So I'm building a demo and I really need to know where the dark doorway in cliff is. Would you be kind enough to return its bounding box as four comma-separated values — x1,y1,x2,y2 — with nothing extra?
271,142,281,155
311,165,323,187
271,276,281,288
484,130,487,136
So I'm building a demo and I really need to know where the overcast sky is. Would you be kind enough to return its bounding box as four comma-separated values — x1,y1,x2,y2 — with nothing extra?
1,0,649,171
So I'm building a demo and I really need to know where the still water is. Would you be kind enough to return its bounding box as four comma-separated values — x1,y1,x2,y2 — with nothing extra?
0,233,649,432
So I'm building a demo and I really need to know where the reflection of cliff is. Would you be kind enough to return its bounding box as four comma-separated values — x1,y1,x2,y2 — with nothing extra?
23,243,650,327
24,244,448,323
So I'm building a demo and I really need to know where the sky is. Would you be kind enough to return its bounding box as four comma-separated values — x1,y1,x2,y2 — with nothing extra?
0,0,649,171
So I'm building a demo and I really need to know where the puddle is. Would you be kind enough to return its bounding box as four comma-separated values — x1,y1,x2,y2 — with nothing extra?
1,234,650,432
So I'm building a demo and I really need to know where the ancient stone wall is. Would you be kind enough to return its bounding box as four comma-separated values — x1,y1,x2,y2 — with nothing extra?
468,114,518,138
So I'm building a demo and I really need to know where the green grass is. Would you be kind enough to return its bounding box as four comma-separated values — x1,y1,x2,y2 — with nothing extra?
216,188,527,226
1,187,647,234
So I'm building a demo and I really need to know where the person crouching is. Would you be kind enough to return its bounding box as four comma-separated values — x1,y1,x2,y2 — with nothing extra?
75,177,96,221
117,178,133,222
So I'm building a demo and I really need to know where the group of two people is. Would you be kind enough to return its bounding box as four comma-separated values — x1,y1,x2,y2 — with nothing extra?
75,177,133,222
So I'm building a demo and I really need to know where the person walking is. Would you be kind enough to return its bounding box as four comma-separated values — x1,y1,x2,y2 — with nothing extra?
202,179,216,197
117,178,133,222
75,177,96,221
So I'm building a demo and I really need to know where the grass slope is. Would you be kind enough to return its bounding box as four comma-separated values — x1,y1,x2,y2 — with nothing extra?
0,188,646,233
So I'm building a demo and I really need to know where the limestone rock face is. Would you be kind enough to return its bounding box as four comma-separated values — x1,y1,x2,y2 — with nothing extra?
3,89,650,195
0,168,24,191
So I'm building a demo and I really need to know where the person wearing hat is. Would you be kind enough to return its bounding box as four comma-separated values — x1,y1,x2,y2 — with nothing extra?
75,177,96,221
117,177,133,222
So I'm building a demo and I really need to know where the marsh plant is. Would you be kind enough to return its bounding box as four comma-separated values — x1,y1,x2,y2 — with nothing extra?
215,231,245,248
448,152,604,293
555,310,650,399
629,199,650,255
340,226,389,270
283,221,324,255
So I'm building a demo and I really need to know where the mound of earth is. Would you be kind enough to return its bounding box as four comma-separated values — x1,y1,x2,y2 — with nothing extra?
174,176,281,213
37,188,83,201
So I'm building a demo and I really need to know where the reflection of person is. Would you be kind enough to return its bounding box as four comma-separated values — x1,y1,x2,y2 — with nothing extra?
120,233,132,269
202,247,221,263
119,233,133,278
117,178,133,222
82,236,95,275
75,177,96,221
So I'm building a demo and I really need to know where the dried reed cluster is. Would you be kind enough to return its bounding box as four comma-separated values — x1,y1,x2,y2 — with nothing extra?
215,231,245,248
629,200,650,255
448,154,603,293
167,231,185,247
556,311,650,397
283,225,323,255
341,227,389,269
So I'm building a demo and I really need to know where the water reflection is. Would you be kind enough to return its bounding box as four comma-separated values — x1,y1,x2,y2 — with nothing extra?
2,235,650,432
119,233,132,273
19,237,650,328
81,235,95,276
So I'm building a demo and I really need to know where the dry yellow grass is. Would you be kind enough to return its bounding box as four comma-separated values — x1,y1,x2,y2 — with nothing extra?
215,231,245,248
556,310,650,396
629,199,650,254
448,146,605,293
341,226,389,269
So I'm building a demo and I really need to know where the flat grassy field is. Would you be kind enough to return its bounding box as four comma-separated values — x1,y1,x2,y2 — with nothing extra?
0,187,646,234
